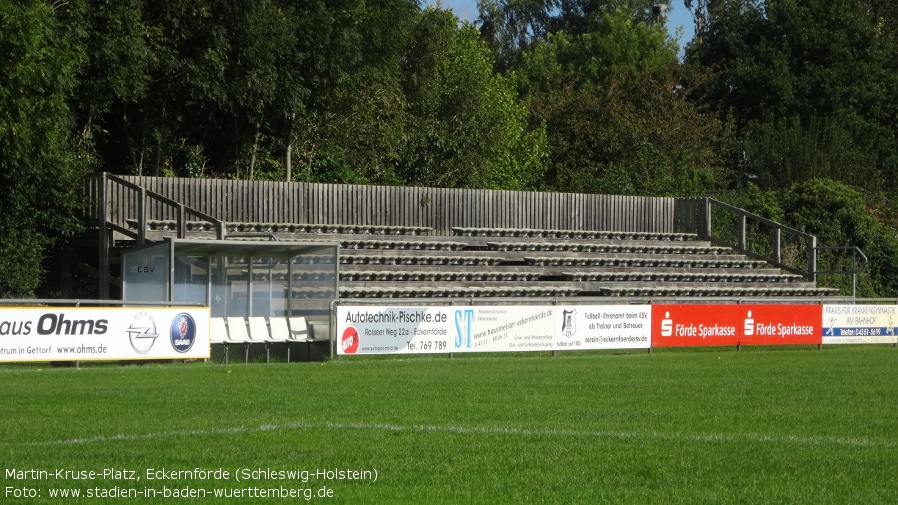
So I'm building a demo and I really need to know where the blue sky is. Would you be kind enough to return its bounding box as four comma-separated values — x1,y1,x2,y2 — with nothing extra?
424,1,696,56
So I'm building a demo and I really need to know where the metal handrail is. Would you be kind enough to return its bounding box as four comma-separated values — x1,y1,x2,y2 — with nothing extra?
704,198,817,280
815,246,867,298
0,299,204,307
226,233,280,241
103,173,225,242
97,172,227,297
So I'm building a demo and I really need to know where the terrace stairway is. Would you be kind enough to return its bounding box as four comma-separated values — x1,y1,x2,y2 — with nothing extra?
128,219,838,299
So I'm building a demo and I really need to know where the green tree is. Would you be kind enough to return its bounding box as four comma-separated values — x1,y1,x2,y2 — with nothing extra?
686,0,898,193
719,179,898,297
740,116,883,194
517,8,724,195
65,0,378,181
64,0,152,170
398,7,548,189
780,179,898,297
478,0,672,69
0,0,93,296
287,0,420,185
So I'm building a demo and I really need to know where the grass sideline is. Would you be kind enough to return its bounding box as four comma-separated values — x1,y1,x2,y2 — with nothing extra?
2,346,898,504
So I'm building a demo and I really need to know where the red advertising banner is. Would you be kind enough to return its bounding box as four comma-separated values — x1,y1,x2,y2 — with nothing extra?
739,304,821,346
652,304,821,347
652,304,741,347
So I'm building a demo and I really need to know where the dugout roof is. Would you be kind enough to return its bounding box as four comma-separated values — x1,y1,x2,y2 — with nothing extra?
121,238,339,318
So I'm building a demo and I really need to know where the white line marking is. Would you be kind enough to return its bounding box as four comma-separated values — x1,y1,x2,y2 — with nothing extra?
18,421,898,449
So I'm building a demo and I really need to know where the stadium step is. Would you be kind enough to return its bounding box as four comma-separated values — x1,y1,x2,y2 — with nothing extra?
451,226,697,241
122,217,835,300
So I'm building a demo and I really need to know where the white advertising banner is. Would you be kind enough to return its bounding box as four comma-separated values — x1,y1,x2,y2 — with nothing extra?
822,304,898,344
336,305,651,355
0,307,211,362
456,306,556,353
555,305,651,350
337,307,453,355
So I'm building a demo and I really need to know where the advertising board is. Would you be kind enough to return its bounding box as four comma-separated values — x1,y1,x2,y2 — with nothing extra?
554,305,651,350
652,304,821,347
0,307,211,362
336,305,652,355
738,304,821,345
822,304,898,344
652,304,741,347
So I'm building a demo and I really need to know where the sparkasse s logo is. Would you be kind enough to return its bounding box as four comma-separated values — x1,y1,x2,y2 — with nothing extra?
744,310,755,336
660,311,673,337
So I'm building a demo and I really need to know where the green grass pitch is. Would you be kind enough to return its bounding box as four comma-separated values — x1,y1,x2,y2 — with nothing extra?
3,346,898,504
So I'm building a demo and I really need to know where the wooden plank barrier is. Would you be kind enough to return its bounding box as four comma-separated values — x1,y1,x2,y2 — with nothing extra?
87,175,686,235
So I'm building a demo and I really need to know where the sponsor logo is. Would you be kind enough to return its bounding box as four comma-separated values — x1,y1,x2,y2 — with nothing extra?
660,311,673,337
561,309,576,337
170,313,196,353
454,309,474,349
36,314,108,335
127,312,158,354
658,309,736,339
342,326,359,354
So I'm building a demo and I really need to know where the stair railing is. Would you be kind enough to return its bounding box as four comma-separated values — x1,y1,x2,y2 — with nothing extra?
96,172,225,297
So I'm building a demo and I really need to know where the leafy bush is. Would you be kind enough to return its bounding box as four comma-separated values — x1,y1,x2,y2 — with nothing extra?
780,179,887,297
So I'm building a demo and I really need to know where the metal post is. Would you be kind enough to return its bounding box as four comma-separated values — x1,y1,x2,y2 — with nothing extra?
268,258,275,318
331,245,339,360
247,258,254,318
137,188,146,247
168,240,174,303
205,254,212,312
177,203,186,238
329,308,335,360
772,227,781,265
289,254,296,318
99,174,109,300
808,236,817,282
704,198,712,241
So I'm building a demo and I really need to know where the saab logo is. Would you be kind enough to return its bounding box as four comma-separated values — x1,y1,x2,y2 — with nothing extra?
660,311,673,337
744,311,755,336
127,312,158,354
561,309,576,337
342,326,359,354
170,313,196,353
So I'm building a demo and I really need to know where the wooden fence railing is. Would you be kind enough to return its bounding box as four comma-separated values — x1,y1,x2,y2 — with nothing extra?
86,174,697,235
